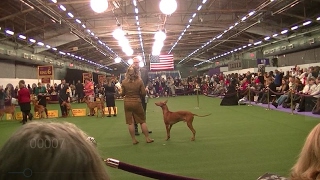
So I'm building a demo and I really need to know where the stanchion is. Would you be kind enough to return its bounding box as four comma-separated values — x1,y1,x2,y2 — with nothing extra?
266,87,270,110
290,90,294,115
248,87,252,106
195,88,200,109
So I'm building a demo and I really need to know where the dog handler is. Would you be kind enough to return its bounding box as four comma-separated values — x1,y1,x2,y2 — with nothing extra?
121,65,154,144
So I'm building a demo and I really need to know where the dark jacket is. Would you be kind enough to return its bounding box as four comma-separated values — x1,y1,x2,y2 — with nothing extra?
57,84,70,101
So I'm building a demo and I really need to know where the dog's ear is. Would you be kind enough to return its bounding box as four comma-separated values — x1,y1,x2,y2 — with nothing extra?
164,99,168,104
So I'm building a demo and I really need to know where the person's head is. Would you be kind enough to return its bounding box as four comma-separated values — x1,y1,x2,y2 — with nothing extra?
316,77,320,85
282,79,287,85
18,80,26,89
132,57,140,68
291,123,320,180
0,122,109,180
85,78,90,84
38,82,42,87
288,76,294,83
308,77,315,85
61,79,66,84
125,65,139,81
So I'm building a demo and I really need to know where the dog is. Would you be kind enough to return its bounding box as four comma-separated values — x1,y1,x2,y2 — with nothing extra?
61,101,74,117
83,96,105,118
32,99,47,119
155,100,211,141
0,104,16,120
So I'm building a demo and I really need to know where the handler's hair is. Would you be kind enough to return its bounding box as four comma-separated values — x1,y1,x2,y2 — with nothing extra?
290,123,320,180
0,121,109,180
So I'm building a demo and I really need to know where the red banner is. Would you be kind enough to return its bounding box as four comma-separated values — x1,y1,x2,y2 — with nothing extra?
41,77,51,84
98,75,106,84
38,66,53,77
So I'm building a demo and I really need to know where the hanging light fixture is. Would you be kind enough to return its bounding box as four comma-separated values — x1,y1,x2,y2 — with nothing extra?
159,0,177,15
115,57,121,63
139,61,144,67
90,0,108,13
112,28,125,40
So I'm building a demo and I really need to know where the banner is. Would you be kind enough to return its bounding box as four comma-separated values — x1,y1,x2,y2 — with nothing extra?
83,73,93,83
16,112,23,120
98,75,106,84
41,77,51,84
228,61,242,71
38,65,53,78
72,109,87,117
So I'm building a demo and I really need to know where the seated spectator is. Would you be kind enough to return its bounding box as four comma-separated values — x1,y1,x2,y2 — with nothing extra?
0,121,109,180
296,77,317,112
220,79,238,106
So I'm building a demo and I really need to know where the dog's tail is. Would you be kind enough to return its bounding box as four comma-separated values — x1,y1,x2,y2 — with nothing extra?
193,113,211,117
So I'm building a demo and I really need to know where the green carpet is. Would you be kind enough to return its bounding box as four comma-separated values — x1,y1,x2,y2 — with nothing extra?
0,95,319,180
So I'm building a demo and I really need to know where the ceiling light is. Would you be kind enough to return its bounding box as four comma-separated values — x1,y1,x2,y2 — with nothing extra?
154,31,166,41
29,39,36,43
18,35,26,39
264,36,270,40
125,48,134,56
75,19,81,24
46,45,51,48
128,58,133,65
197,5,202,11
5,30,14,35
59,51,66,55
115,57,121,63
202,0,207,3
133,0,137,6
135,8,138,13
248,43,252,46
37,42,44,46
112,28,125,40
254,41,262,45
52,47,57,51
241,16,247,21
67,12,74,18
82,24,86,28
90,0,108,13
302,21,311,26
51,0,57,3
273,33,278,37
248,11,255,16
59,5,66,11
281,30,288,34
291,26,298,30
317,17,320,21
159,0,177,15
192,13,196,18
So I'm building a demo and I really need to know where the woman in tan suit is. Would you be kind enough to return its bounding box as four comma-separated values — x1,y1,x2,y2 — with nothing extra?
121,65,154,144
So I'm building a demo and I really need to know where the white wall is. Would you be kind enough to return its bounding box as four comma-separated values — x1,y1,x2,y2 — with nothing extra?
223,63,320,75
0,78,60,88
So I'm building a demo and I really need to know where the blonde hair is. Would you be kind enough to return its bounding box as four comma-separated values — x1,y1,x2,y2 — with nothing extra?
0,122,109,180
291,123,320,180
125,65,140,82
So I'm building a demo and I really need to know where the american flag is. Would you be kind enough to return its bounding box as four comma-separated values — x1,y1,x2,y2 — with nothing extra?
149,54,174,71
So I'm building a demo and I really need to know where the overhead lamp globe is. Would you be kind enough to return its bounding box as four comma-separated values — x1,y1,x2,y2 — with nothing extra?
112,28,125,40
128,58,133,65
90,0,108,13
154,31,166,41
125,48,134,56
139,61,144,67
153,41,164,51
136,55,142,61
159,0,177,15
119,39,130,48
114,57,121,63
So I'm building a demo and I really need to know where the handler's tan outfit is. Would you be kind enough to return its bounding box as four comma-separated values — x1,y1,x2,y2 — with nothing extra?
121,78,147,124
